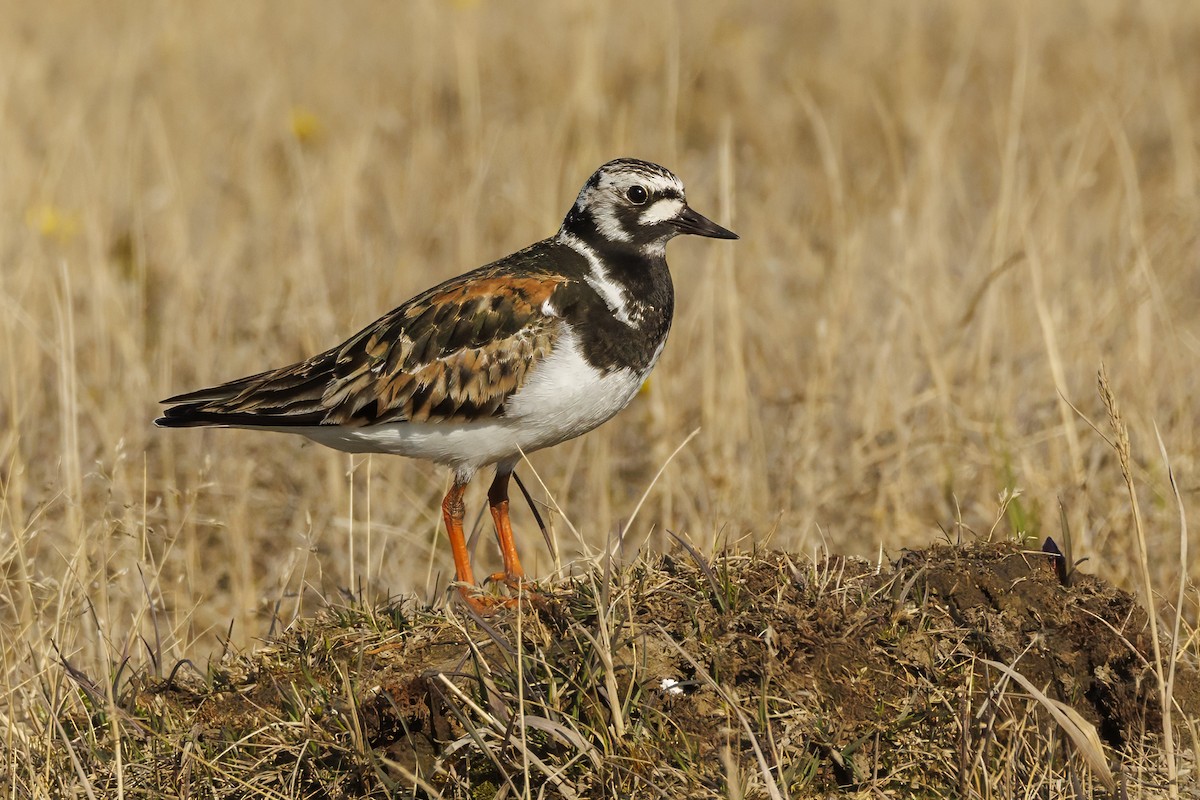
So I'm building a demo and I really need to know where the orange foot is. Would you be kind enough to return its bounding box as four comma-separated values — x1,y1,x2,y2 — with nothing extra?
457,583,545,614
485,571,538,591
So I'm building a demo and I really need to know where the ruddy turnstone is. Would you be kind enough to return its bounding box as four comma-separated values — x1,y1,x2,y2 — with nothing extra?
157,158,737,609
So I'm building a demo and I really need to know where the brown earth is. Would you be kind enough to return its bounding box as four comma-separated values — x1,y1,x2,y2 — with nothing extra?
80,541,1197,797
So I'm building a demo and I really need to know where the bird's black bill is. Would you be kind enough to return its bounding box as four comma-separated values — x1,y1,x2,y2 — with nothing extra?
672,205,739,239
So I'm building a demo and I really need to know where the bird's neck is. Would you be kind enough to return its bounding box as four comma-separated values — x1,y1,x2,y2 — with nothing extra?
555,222,673,319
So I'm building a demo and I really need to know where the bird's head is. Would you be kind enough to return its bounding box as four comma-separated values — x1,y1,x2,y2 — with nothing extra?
560,158,738,253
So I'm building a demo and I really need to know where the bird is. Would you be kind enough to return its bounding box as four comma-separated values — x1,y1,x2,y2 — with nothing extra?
156,158,738,610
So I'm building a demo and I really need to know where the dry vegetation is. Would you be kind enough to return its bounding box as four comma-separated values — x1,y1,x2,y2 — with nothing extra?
2,0,1199,796
30,542,1200,797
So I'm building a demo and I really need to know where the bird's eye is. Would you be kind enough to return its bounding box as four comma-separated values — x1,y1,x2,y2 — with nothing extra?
626,185,649,205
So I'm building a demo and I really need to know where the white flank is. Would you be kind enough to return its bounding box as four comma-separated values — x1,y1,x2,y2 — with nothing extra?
557,231,638,326
286,328,646,472
639,197,684,225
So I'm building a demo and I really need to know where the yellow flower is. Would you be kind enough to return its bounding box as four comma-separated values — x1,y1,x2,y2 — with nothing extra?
289,106,323,143
25,204,80,241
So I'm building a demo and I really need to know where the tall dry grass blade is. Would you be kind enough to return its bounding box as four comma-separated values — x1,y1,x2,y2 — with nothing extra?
622,427,700,550
1097,364,1176,799
1027,234,1085,486
514,447,588,567
53,261,83,546
980,658,1116,792
1153,422,1186,798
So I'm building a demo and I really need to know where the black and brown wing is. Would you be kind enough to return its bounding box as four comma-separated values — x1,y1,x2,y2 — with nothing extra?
156,271,569,429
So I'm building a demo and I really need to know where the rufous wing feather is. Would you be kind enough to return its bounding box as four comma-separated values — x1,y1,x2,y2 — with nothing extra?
156,270,568,428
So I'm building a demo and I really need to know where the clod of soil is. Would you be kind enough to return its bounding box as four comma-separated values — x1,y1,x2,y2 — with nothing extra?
96,541,1198,797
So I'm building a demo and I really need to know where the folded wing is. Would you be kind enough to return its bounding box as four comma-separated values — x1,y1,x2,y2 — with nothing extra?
157,272,567,429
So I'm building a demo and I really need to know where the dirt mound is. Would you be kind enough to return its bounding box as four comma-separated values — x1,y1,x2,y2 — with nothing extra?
912,543,1180,748
102,542,1197,797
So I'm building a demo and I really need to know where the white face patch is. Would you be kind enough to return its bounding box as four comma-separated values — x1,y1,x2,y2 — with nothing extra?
590,202,632,242
639,197,684,226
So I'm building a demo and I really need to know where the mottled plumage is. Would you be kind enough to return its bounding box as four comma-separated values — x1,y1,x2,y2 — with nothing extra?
157,158,737,609
160,263,567,427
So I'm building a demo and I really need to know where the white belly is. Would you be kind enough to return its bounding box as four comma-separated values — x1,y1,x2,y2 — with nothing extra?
290,328,654,472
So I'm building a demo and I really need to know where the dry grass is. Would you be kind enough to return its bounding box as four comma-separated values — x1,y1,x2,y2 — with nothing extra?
22,542,1200,797
2,0,1199,796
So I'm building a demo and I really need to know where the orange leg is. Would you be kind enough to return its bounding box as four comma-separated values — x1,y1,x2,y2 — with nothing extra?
441,477,484,609
487,469,529,589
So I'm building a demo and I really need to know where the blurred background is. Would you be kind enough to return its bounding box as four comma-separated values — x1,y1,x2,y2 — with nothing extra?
1,1,1198,670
